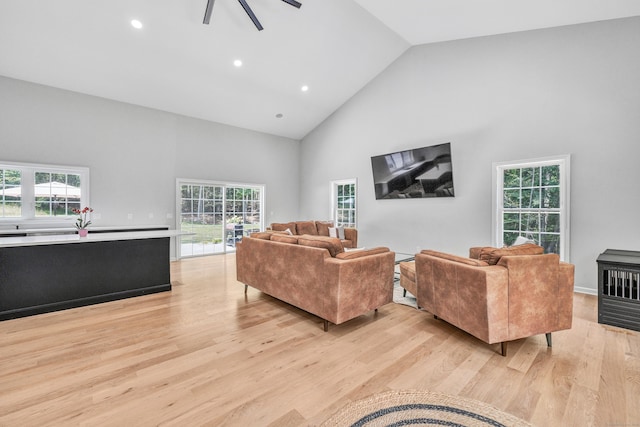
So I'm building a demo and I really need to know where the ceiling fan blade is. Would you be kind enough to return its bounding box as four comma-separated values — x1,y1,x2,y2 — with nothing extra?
281,0,302,8
203,0,216,24
238,0,264,31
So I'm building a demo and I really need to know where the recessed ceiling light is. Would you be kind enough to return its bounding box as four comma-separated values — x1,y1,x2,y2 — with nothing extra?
301,85,309,92
233,59,243,67
131,19,143,29
275,113,284,119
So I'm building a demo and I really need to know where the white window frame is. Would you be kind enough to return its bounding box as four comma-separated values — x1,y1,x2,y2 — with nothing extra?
330,178,357,228
0,161,90,227
492,155,570,261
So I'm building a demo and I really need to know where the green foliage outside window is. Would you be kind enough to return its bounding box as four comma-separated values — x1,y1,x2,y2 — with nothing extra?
502,164,561,254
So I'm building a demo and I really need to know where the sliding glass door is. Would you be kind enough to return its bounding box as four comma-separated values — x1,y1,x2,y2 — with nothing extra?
177,180,264,258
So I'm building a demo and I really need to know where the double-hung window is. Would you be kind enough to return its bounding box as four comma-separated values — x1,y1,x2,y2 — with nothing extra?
331,179,357,228
0,161,90,224
493,155,570,261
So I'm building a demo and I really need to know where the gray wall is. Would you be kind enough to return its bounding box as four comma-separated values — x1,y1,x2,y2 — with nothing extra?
299,17,640,294
0,76,300,248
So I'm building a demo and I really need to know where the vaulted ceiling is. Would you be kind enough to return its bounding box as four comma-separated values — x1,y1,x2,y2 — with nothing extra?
1,0,639,140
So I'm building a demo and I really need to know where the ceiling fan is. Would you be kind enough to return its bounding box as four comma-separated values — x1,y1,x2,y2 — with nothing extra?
203,0,302,31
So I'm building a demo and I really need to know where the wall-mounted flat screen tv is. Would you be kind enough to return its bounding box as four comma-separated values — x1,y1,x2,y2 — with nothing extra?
371,142,455,199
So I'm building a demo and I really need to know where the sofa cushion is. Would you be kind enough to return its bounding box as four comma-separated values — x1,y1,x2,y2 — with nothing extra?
270,234,299,244
295,221,318,235
421,250,490,267
328,226,346,240
335,247,388,260
399,261,416,281
249,232,273,240
341,239,355,249
298,235,344,257
477,243,544,265
315,221,334,237
271,222,297,234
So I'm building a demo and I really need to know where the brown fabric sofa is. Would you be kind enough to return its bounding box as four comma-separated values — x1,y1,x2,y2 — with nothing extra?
269,220,357,248
415,244,574,356
236,233,394,331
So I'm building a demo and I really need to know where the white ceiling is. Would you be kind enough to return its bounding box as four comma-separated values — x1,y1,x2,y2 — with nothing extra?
1,1,640,140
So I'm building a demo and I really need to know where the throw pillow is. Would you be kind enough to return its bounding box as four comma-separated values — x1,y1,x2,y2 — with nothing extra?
328,227,337,238
336,226,345,240
295,221,318,235
512,235,536,246
315,221,334,236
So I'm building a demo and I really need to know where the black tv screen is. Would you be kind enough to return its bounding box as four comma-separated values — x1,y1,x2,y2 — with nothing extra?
371,142,455,199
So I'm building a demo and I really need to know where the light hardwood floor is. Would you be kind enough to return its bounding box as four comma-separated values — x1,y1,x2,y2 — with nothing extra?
1,254,639,426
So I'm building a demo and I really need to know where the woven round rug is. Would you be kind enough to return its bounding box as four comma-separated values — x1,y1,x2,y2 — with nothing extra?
321,390,531,427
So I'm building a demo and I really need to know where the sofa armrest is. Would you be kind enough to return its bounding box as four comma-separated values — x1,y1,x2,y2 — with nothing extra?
335,247,387,260
558,262,575,329
323,250,394,324
420,249,489,266
497,253,570,339
343,228,357,247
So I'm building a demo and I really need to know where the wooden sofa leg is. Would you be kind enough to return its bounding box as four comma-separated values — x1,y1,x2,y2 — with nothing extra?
323,320,329,332
403,289,407,297
244,284,248,294
546,333,552,347
501,342,507,357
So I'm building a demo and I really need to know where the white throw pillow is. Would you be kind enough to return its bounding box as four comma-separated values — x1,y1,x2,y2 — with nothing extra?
512,235,535,246
328,227,337,238
284,228,293,235
336,226,345,240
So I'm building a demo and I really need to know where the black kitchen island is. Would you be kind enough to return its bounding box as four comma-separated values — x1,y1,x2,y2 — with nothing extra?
0,230,186,321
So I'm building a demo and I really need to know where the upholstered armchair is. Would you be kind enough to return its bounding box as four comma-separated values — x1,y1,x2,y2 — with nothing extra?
414,244,574,356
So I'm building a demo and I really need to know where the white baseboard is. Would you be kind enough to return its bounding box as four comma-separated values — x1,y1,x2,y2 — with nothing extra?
574,286,597,295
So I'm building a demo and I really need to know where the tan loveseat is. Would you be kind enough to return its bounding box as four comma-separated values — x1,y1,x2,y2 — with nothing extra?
269,220,357,248
236,232,394,331
414,244,574,356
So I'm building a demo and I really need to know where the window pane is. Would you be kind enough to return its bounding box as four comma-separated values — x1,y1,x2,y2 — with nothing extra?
521,189,533,208
542,187,560,209
1,169,22,218
503,213,519,231
522,168,536,187
503,232,520,246
542,213,560,233
4,201,21,217
503,169,520,188
520,188,541,208
521,213,539,232
35,172,50,184
541,165,560,186
540,234,560,254
503,189,520,208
